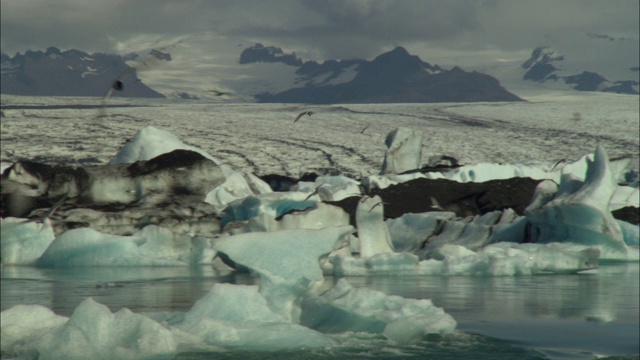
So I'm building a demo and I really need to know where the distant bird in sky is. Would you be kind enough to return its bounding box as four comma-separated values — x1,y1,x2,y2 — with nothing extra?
207,89,233,97
294,110,313,123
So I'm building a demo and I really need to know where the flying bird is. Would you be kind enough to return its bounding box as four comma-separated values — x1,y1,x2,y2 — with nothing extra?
368,201,389,212
549,159,567,172
303,182,326,201
294,111,314,123
207,89,233,97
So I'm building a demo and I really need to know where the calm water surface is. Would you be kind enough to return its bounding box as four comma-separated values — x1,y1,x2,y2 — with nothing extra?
2,261,638,360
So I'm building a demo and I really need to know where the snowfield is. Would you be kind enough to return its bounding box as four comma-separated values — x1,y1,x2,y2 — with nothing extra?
1,92,638,178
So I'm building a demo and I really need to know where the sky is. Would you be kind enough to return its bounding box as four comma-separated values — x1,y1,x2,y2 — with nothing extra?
2,0,638,61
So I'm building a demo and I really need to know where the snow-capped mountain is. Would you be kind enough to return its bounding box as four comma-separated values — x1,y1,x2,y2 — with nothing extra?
248,45,522,103
1,43,521,103
520,46,639,95
0,47,165,98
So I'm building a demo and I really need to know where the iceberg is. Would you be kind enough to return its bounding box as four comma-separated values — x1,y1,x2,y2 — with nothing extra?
1,217,55,265
301,279,456,344
525,145,637,260
380,127,423,174
213,226,354,321
16,298,176,360
37,225,215,267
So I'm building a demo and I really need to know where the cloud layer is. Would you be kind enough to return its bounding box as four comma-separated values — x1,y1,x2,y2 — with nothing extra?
1,0,638,64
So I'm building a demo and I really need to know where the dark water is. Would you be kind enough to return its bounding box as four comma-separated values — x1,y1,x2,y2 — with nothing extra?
1,262,638,359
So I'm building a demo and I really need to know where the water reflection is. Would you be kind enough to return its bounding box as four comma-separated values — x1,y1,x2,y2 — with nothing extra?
1,261,257,316
1,262,638,358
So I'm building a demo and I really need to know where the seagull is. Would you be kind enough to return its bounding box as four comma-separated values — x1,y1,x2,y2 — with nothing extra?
294,110,314,123
304,182,326,201
429,196,444,211
207,89,233,97
368,201,389,212
549,159,566,172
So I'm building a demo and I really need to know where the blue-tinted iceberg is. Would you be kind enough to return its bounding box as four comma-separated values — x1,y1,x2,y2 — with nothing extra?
1,298,177,360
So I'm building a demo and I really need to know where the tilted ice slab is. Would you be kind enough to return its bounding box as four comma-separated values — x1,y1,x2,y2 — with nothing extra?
36,225,215,267
380,127,423,174
108,126,272,212
1,217,55,265
355,195,394,257
213,226,354,322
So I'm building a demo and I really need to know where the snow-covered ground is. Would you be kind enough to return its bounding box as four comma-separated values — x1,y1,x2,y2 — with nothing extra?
1,91,638,178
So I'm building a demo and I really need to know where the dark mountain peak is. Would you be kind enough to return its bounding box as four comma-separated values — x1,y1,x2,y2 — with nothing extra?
372,46,421,66
376,46,410,59
45,47,62,55
1,46,164,98
522,47,564,69
239,43,303,66
257,45,522,103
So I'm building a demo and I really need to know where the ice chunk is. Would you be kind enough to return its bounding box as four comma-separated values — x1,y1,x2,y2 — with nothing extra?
430,162,558,183
356,195,394,257
109,126,221,165
176,283,332,350
526,145,635,260
37,225,214,267
387,212,456,252
218,191,317,228
293,175,362,201
610,185,639,210
421,242,600,276
1,217,55,265
213,225,354,321
205,171,273,213
301,279,456,344
25,298,176,360
1,304,67,355
616,220,639,247
381,127,423,174
329,252,422,276
228,202,350,235
109,126,272,212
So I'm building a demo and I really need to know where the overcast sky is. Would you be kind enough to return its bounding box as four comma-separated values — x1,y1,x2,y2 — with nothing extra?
2,0,638,66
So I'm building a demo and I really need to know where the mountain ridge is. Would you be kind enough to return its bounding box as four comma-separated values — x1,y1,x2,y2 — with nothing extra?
245,45,523,103
1,47,165,98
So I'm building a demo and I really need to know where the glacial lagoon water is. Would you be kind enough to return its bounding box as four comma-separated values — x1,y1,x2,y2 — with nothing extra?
1,261,638,360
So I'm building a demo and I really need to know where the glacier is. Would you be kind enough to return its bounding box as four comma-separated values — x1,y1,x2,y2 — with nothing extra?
1,123,638,358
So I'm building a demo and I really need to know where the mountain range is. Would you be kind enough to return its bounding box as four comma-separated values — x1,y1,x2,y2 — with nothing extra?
0,47,164,98
521,47,638,95
245,44,522,103
2,40,638,101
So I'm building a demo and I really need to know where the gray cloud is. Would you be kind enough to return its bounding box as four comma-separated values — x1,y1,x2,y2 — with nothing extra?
1,0,638,64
